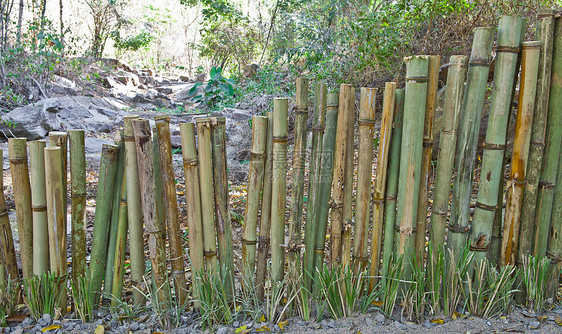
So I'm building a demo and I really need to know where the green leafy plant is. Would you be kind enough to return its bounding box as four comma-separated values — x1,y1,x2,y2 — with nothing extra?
382,253,404,316
23,272,66,321
71,275,94,323
0,275,20,327
188,67,236,108
521,255,552,314
197,269,234,329
443,246,474,317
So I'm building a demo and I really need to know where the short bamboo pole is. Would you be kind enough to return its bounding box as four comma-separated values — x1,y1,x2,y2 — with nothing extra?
195,118,218,271
382,89,404,283
415,55,440,261
155,115,188,305
304,82,326,289
69,130,87,283
8,138,33,279
179,123,205,279
448,27,495,256
111,174,128,305
123,115,145,305
255,110,274,300
29,140,49,276
470,15,523,262
397,56,428,278
48,132,68,248
533,15,562,259
501,41,541,266
271,98,288,282
342,93,355,268
0,149,19,284
428,56,467,258
518,10,556,263
88,144,119,307
241,116,268,286
44,146,67,312
353,87,377,273
330,84,355,267
152,128,167,247
368,83,395,283
132,119,171,304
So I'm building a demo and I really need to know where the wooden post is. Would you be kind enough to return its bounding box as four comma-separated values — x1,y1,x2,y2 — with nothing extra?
69,130,87,283
0,149,19,285
29,140,49,276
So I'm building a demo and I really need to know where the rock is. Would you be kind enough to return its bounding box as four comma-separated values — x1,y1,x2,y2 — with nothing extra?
21,318,34,327
129,321,140,331
529,321,540,329
42,313,52,324
216,326,232,334
196,73,206,82
157,87,173,95
179,75,190,82
176,327,189,334
232,320,240,328
375,312,386,322
394,321,406,329
175,83,198,100
114,73,140,86
423,320,435,329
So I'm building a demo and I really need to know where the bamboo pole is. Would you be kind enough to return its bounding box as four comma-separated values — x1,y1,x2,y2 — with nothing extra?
518,10,556,263
382,89,404,283
353,87,377,273
397,56,428,277
304,82,326,289
152,128,167,248
533,15,562,259
88,144,119,307
29,140,49,276
132,119,171,304
155,115,188,305
123,115,145,305
368,83,395,283
111,173,128,305
69,130,86,283
0,149,19,285
415,55,440,261
342,92,355,268
8,138,33,279
546,145,562,296
195,118,218,272
330,84,355,267
448,27,495,256
45,146,67,312
428,56,467,257
470,15,523,262
48,132,68,252
255,110,274,300
271,98,288,282
501,41,541,266
241,116,267,286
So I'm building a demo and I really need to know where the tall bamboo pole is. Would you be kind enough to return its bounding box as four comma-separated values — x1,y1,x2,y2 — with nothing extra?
29,140,49,276
353,87,377,273
132,119,171,304
255,110,274,300
342,91,356,269
304,82,326,289
241,116,267,285
179,123,205,291
195,118,218,271
501,41,541,266
69,130,86,283
415,55,440,261
330,84,355,267
123,115,145,305
533,15,562,259
155,115,188,305
8,138,33,279
368,83,395,283
0,149,19,284
152,128,166,248
88,144,119,307
448,28,495,256
111,173,128,305
518,10,555,263
382,89,404,282
271,98,288,282
470,15,523,262
397,56,428,277
45,146,67,312
546,145,562,297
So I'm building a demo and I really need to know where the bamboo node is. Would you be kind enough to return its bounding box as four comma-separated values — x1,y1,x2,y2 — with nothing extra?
422,140,433,147
468,58,491,67
538,181,556,189
386,194,397,201
475,201,498,211
530,141,545,148
204,251,217,258
31,205,47,212
9,157,27,164
250,151,267,159
431,209,448,217
357,119,376,126
329,200,344,209
183,158,199,166
495,45,521,54
70,193,87,198
352,255,369,262
441,129,458,135
123,135,136,142
311,126,325,133
294,106,308,114
546,251,562,264
313,248,324,254
482,142,506,151
448,224,470,234
406,76,428,83
272,136,288,143
146,228,163,234
171,270,185,276
242,238,257,245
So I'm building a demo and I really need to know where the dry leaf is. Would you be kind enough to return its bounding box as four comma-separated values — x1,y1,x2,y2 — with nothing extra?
235,326,251,334
259,315,266,323
371,300,383,307
278,320,289,330
41,325,62,332
431,319,444,324
256,326,271,332
94,325,105,334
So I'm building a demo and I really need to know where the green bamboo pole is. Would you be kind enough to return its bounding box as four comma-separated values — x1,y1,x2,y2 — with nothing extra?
415,55,440,261
470,15,523,262
48,132,68,214
448,27,495,256
271,98,288,282
8,138,33,280
501,41,541,266
312,92,338,280
397,56,428,278
155,115,188,305
546,144,562,297
533,15,562,259
342,91,355,268
89,144,119,307
368,83,395,284
353,87,377,273
123,115,145,305
288,78,309,282
304,82,326,289
69,130,87,283
330,84,355,267
152,127,167,250
518,10,556,264
241,116,268,286
45,146,67,312
195,118,218,272
381,89,404,283
132,119,171,304
111,174,128,306
179,123,205,294
0,149,19,284
428,55,467,257
29,140,49,276
255,110,274,300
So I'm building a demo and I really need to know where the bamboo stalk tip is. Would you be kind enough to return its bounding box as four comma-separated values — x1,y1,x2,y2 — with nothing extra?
522,41,542,48
195,117,211,124
44,146,62,152
404,55,430,63
210,116,226,125
68,129,85,134
449,55,469,64
48,131,68,137
154,115,171,123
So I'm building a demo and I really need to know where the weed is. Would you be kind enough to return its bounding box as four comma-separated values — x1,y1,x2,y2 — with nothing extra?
197,269,234,329
23,272,66,321
70,275,94,323
0,275,20,326
382,253,403,316
521,255,552,314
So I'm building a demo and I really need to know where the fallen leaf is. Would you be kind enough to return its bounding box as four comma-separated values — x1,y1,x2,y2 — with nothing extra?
153,332,165,334
41,325,62,332
235,326,251,334
431,319,444,324
371,300,383,307
278,320,289,330
5,314,28,322
537,315,547,322
259,315,266,323
256,326,271,332
94,325,105,334
555,317,562,326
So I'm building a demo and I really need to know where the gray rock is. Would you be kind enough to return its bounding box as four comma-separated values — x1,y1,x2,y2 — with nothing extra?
375,312,386,322
42,313,52,324
21,318,34,327
423,320,434,329
216,326,232,334
232,320,240,328
129,321,140,331
529,321,540,329
4,327,10,334
176,327,189,334
139,323,147,330
394,321,406,329
65,322,75,331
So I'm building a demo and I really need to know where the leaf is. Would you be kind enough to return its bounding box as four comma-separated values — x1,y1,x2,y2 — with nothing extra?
555,316,562,325
278,320,289,330
431,319,444,324
256,326,271,332
372,300,383,307
235,326,251,334
94,325,105,334
259,315,266,323
41,325,62,332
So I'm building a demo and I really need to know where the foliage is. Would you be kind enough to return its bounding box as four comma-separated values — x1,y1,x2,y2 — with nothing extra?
188,66,236,108
110,30,154,53
521,255,553,314
23,272,66,321
382,253,403,316
0,275,20,327
197,268,234,329
71,275,94,323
